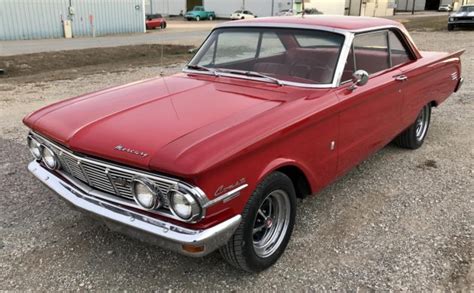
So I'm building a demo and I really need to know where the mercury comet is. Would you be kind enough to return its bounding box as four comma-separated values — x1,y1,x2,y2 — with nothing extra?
24,16,464,272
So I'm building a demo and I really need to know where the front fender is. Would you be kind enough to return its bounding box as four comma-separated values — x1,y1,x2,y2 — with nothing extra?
256,158,317,193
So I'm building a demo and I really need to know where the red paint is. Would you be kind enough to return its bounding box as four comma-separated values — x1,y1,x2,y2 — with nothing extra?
24,17,463,229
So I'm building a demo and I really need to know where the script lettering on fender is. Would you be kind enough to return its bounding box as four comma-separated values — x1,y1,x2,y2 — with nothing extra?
215,178,247,197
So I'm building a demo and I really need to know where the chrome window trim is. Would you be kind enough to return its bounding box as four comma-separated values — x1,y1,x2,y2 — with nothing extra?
184,22,410,89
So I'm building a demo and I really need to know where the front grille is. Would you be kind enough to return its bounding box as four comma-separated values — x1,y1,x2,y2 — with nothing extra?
37,136,174,209
456,17,474,21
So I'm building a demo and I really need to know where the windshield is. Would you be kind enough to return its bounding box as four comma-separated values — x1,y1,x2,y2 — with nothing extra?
188,28,345,85
459,6,474,12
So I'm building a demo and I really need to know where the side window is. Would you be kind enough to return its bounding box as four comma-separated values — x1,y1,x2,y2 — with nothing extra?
389,31,411,66
353,31,390,74
259,32,286,58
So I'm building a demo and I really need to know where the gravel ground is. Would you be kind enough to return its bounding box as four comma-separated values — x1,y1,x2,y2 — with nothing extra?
0,31,473,291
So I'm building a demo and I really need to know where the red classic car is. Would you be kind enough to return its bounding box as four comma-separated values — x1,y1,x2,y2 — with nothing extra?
24,16,464,272
146,14,167,30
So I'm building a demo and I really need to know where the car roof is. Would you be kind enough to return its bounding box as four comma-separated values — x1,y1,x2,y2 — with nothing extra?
218,15,403,32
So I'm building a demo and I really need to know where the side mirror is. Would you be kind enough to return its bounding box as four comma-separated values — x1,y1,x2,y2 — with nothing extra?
349,70,369,91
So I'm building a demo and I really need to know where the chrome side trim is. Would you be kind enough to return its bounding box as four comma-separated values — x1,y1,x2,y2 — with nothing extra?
203,184,249,208
28,160,241,257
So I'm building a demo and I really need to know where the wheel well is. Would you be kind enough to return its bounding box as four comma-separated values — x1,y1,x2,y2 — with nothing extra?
275,165,311,199
430,100,438,108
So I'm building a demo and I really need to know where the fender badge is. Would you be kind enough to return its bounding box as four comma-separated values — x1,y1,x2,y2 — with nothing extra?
114,145,149,158
215,178,247,197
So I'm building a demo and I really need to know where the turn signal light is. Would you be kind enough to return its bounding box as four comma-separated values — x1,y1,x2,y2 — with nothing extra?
182,244,205,253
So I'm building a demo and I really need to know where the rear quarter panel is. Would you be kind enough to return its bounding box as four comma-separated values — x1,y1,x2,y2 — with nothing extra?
399,50,462,127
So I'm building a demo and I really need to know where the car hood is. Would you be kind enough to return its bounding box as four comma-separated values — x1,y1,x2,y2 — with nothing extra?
24,74,311,176
451,10,474,17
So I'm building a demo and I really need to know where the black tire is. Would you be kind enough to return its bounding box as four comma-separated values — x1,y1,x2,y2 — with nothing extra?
209,15,214,21
448,24,454,31
394,104,431,149
161,22,166,29
220,172,296,272
196,16,200,21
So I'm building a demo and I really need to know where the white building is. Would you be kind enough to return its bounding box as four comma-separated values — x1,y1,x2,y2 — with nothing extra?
147,0,346,17
346,0,397,17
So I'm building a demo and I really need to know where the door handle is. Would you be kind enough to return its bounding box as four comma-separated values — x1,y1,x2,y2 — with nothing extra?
394,75,408,81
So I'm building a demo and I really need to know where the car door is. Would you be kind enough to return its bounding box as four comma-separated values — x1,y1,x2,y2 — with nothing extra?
335,30,405,176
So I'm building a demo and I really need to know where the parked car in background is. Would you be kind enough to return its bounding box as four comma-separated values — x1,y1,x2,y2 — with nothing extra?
277,9,294,16
230,10,256,20
185,6,216,21
448,4,474,30
439,4,453,11
25,16,464,273
145,14,167,30
297,8,323,15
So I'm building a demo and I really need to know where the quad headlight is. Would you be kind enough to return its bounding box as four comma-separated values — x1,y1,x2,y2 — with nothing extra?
449,17,455,22
27,136,42,160
168,187,201,221
132,179,161,210
40,145,60,170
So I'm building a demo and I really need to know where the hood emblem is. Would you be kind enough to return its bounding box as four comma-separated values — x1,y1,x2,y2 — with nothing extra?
114,145,149,158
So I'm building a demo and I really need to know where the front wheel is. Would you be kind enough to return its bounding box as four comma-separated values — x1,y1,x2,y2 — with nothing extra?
448,24,454,31
209,15,214,21
394,104,431,149
161,22,166,29
220,172,296,272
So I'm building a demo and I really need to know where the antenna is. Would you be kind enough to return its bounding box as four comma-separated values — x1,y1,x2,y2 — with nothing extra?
160,41,164,77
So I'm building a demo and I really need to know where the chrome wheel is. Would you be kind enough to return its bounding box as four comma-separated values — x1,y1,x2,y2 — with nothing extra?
415,105,430,141
252,190,291,258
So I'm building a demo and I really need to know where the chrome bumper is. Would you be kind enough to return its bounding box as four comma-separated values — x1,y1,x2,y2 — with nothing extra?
455,77,464,93
28,161,241,257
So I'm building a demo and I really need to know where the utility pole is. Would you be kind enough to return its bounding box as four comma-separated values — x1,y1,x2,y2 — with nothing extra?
411,0,416,15
271,0,274,16
150,0,153,14
242,0,245,10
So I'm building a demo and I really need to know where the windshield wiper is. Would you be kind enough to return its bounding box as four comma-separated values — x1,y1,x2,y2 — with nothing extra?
218,69,283,86
185,64,218,76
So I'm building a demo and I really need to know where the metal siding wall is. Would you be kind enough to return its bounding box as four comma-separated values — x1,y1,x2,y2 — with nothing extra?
0,0,145,40
149,0,186,15
0,0,69,40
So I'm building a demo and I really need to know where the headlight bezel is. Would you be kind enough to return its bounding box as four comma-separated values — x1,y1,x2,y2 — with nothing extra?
40,145,60,170
131,178,162,210
27,135,43,161
168,185,202,222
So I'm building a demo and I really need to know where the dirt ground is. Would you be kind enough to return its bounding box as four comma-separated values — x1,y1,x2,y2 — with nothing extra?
0,30,473,290
0,44,193,83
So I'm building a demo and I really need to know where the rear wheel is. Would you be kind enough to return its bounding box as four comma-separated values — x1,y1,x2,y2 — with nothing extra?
394,104,431,149
195,16,200,21
209,15,214,21
220,172,296,272
161,22,166,29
